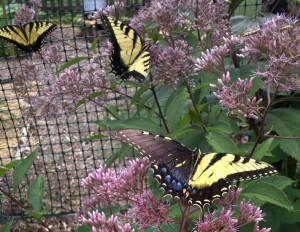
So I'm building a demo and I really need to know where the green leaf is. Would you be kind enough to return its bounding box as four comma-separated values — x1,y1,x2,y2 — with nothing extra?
0,220,13,232
105,105,120,119
252,138,274,160
97,118,163,134
164,87,187,131
25,210,43,221
266,109,300,161
242,181,293,210
76,225,92,232
81,134,108,142
27,176,44,212
105,144,131,167
57,56,88,73
228,0,244,16
0,160,20,177
206,131,239,154
76,92,103,108
258,175,294,190
13,150,39,191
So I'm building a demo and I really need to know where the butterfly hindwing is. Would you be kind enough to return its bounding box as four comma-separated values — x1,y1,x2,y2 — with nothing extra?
0,22,56,52
101,16,150,81
118,129,197,199
117,129,278,208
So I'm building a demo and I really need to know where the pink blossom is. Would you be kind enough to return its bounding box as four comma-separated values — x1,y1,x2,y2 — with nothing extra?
213,72,263,120
151,40,194,86
78,211,134,232
128,191,172,229
14,5,35,25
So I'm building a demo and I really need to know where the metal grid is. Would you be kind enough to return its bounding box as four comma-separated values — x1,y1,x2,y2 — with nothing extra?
0,0,263,221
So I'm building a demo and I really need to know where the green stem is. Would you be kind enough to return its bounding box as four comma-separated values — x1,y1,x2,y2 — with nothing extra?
263,134,300,140
250,88,277,156
150,74,170,133
184,80,207,133
179,201,190,232
0,187,51,231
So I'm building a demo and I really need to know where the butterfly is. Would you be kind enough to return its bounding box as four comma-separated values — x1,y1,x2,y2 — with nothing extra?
117,129,278,209
0,21,57,53
101,15,151,82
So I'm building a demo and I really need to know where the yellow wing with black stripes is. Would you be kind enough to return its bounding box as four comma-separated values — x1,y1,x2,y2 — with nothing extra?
0,22,57,53
117,129,278,209
101,16,150,81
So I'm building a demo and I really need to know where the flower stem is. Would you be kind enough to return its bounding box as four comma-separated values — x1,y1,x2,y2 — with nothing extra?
184,80,207,133
179,201,190,232
150,74,170,133
250,90,277,156
0,187,51,231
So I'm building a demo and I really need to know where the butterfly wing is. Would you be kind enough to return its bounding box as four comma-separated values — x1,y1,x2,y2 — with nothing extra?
187,153,278,207
117,129,278,209
118,129,197,199
0,22,56,53
0,25,29,50
102,16,150,81
23,22,57,52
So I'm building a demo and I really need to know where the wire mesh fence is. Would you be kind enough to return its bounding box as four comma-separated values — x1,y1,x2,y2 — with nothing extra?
0,0,263,222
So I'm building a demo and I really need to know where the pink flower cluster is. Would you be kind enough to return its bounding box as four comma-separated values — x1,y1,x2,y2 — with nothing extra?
128,191,172,229
213,72,262,119
78,211,134,232
242,15,300,92
196,188,271,232
81,158,149,207
80,158,173,230
151,40,194,86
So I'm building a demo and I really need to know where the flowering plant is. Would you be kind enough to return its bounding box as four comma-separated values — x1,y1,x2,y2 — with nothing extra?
10,0,300,231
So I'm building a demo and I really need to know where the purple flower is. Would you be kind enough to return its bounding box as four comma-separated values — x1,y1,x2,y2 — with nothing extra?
94,0,124,18
238,201,271,232
133,0,189,36
195,35,241,73
188,0,230,44
242,15,300,92
41,45,62,64
239,201,264,224
78,211,134,232
195,209,237,232
30,0,42,9
23,40,116,118
81,158,149,209
151,40,194,86
213,72,263,120
128,191,172,229
217,188,242,208
14,5,35,25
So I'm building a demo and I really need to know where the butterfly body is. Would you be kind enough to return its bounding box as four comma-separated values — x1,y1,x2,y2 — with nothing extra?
117,129,278,208
101,16,150,81
0,22,57,53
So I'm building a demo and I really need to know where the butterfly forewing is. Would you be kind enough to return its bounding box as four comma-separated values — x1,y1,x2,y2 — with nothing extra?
0,25,27,47
101,15,151,81
0,22,56,52
106,17,143,65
